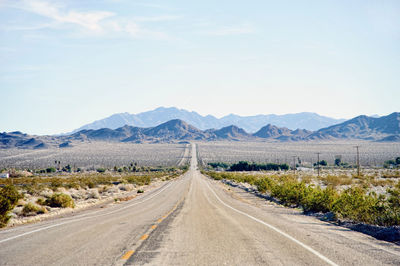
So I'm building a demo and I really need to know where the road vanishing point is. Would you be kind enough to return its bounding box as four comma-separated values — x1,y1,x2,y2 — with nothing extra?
1,144,400,265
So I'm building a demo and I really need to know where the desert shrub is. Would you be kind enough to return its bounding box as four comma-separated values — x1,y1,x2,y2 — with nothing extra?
207,172,223,180
46,167,56,173
50,178,63,189
387,182,400,209
36,198,46,205
301,175,312,184
96,168,106,173
229,161,289,171
137,189,144,193
0,185,22,227
332,187,386,224
207,172,258,184
270,179,310,206
208,162,230,169
46,193,75,208
22,203,47,216
86,190,100,199
382,170,400,179
322,175,353,187
254,177,274,193
117,195,136,201
384,183,400,225
65,181,80,189
302,186,338,213
205,170,400,225
125,175,150,186
86,180,95,189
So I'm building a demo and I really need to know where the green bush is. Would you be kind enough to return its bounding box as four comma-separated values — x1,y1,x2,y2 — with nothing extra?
125,175,151,186
208,162,230,169
46,193,75,208
0,185,22,227
229,161,289,171
255,178,274,193
302,186,338,213
332,187,386,224
384,183,400,225
96,168,106,173
46,167,56,173
270,179,310,206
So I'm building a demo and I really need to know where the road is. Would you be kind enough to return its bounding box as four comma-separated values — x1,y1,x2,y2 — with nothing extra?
1,144,400,265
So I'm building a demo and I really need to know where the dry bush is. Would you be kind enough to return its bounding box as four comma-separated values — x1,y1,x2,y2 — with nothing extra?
115,195,136,202
382,170,400,179
86,190,100,199
322,175,353,187
118,184,134,191
370,179,394,187
301,175,313,184
22,202,47,216
46,193,75,208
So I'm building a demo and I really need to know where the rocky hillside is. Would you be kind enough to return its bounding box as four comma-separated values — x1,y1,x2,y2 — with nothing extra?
1,113,399,149
309,112,400,141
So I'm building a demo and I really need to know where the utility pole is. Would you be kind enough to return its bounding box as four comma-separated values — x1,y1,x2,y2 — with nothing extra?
316,152,321,177
292,156,296,177
354,145,360,177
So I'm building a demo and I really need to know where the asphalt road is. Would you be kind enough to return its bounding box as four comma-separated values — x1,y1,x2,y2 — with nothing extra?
1,144,400,265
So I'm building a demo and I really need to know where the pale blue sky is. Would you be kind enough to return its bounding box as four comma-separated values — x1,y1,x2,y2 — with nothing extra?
1,0,399,134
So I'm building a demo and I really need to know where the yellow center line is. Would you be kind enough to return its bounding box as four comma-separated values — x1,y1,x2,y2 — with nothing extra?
157,218,163,223
151,224,157,229
140,234,149,240
121,250,135,260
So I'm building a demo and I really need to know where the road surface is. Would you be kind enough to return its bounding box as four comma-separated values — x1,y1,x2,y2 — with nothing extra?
1,144,400,265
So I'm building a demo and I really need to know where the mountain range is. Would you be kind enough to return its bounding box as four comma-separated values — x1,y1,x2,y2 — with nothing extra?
1,112,399,149
69,107,346,133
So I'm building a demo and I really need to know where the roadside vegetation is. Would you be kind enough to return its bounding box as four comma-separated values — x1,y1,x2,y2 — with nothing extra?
0,165,188,228
203,160,400,226
209,161,289,171
0,185,22,227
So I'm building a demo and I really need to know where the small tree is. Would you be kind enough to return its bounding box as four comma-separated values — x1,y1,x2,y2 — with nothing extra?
0,185,22,227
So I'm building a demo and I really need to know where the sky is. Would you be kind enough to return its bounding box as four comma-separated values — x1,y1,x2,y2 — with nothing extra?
1,0,399,135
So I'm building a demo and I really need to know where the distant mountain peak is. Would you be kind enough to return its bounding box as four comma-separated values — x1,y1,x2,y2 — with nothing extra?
309,112,400,141
2,112,400,149
67,107,346,134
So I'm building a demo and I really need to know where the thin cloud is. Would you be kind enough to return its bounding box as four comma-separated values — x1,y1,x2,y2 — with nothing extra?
133,15,182,22
1,22,54,31
202,23,255,36
19,0,114,32
133,2,177,11
3,0,171,39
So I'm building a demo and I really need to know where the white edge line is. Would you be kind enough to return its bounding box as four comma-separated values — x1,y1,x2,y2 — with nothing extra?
203,177,339,266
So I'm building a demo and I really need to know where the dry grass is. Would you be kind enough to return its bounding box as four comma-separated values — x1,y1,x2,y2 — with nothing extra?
322,175,353,187
115,195,136,202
